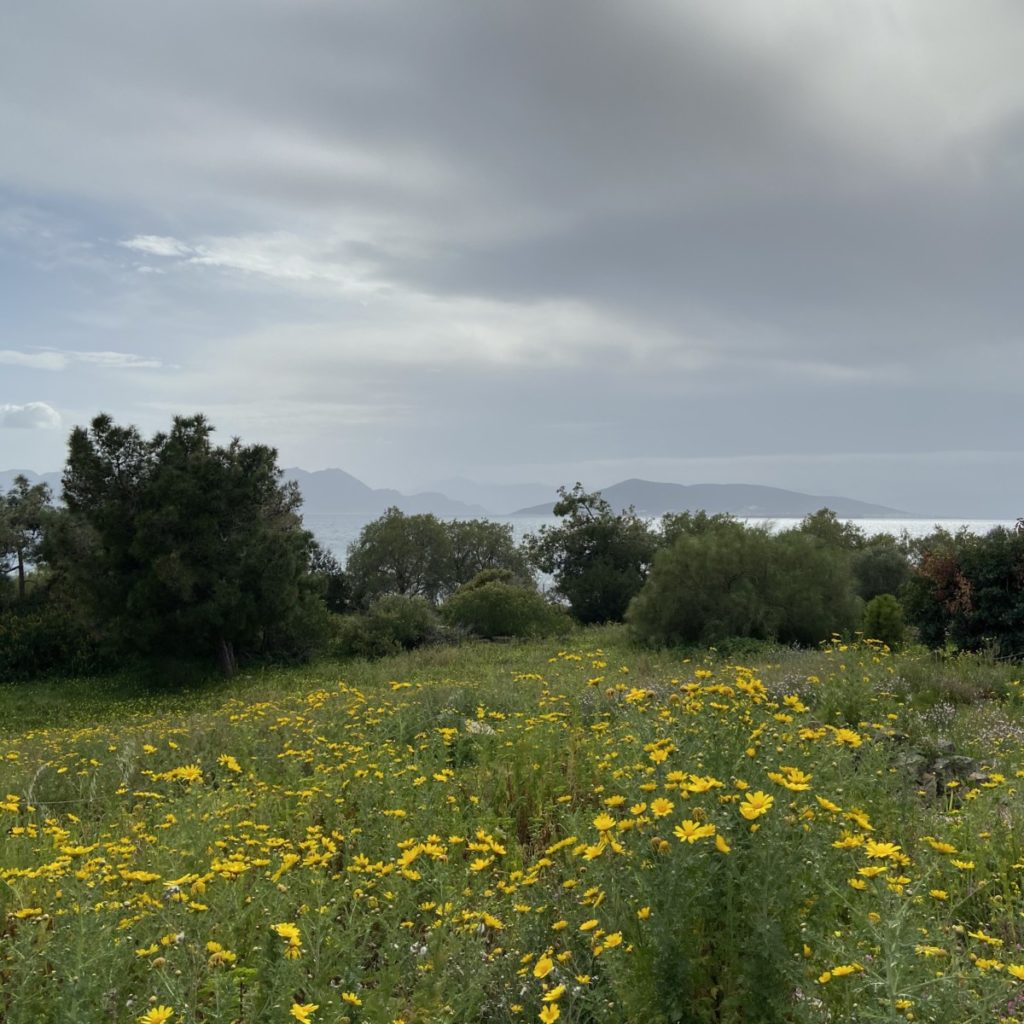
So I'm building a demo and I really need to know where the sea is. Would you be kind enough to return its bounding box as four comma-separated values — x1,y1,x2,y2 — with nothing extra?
303,513,1017,565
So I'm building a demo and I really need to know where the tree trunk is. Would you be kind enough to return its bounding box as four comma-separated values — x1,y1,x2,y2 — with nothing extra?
217,638,237,676
16,547,24,600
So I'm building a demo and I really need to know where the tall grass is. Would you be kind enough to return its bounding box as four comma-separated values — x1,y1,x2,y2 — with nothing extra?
1,631,1023,1022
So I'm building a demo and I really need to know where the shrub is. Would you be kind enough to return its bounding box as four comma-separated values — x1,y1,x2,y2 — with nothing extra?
442,578,568,639
862,593,905,648
0,600,110,681
903,526,1024,658
627,524,861,647
331,595,441,659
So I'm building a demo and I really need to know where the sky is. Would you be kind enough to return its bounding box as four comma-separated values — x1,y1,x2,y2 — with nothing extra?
1,1,1023,517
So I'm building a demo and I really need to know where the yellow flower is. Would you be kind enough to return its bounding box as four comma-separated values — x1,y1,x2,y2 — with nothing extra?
637,906,651,920
592,813,616,832
341,992,362,1006
739,791,774,820
929,889,948,900
533,954,554,979
138,1008,174,1024
715,834,731,854
818,963,863,983
579,919,598,932
543,984,566,1002
539,1005,560,1024
832,727,862,748
289,1003,318,1023
865,840,902,860
1008,964,1024,980
673,820,716,843
649,798,674,818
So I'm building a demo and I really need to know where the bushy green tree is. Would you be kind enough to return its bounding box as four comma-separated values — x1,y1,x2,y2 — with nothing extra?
627,523,861,647
56,413,327,675
862,593,905,648
903,526,1024,657
446,519,531,588
346,509,528,608
852,536,911,602
795,508,866,550
770,530,863,646
525,484,658,624
442,569,568,639
659,510,743,547
332,594,440,659
0,475,53,601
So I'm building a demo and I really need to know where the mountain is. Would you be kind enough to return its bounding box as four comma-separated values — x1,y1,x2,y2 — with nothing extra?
0,469,63,495
0,467,908,520
282,468,488,517
424,477,556,515
512,479,909,519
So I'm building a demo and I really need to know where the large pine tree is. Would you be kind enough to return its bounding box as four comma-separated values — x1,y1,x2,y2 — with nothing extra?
60,413,326,674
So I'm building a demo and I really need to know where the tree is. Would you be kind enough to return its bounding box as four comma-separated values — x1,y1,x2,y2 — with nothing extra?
442,568,567,639
903,526,1024,658
795,508,866,550
627,523,861,647
57,413,326,675
525,484,658,624
446,519,531,588
862,594,905,648
346,509,529,608
0,475,53,601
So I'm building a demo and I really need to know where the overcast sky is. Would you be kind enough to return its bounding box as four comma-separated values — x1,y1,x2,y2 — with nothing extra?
2,2,1023,516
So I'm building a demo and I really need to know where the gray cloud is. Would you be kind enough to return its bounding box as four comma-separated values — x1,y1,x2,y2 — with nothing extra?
0,402,61,429
1,2,1023,514
0,349,163,371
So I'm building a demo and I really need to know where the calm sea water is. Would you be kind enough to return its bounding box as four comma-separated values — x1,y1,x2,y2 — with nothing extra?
303,513,1016,565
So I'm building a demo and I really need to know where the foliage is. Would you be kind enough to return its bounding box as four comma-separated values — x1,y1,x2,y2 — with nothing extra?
862,593,905,648
852,536,912,601
0,595,110,682
332,594,441,659
442,571,569,639
346,509,528,608
902,526,1024,658
54,412,327,675
525,484,658,624
308,542,351,614
659,509,744,547
628,523,861,647
795,507,867,549
0,475,53,601
2,638,1024,1022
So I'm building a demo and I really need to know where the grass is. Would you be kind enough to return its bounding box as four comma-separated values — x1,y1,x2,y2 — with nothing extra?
1,628,1024,1023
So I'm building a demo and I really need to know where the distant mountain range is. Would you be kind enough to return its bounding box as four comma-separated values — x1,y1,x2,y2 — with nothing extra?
0,469,62,494
2,467,907,520
513,479,907,519
281,468,488,517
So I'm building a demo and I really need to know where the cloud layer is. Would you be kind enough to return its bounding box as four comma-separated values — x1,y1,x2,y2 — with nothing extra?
1,402,61,429
1,2,1022,514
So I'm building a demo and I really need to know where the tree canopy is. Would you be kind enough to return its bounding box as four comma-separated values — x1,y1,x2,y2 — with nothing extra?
525,484,658,624
345,509,528,608
0,475,52,601
56,413,326,674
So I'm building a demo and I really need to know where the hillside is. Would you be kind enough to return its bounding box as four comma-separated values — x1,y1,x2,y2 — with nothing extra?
514,478,907,518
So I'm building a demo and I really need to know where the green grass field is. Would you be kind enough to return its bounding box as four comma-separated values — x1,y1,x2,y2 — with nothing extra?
2,629,1024,1023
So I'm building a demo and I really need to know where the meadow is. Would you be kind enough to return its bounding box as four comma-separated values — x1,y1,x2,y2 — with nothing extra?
2,630,1024,1023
